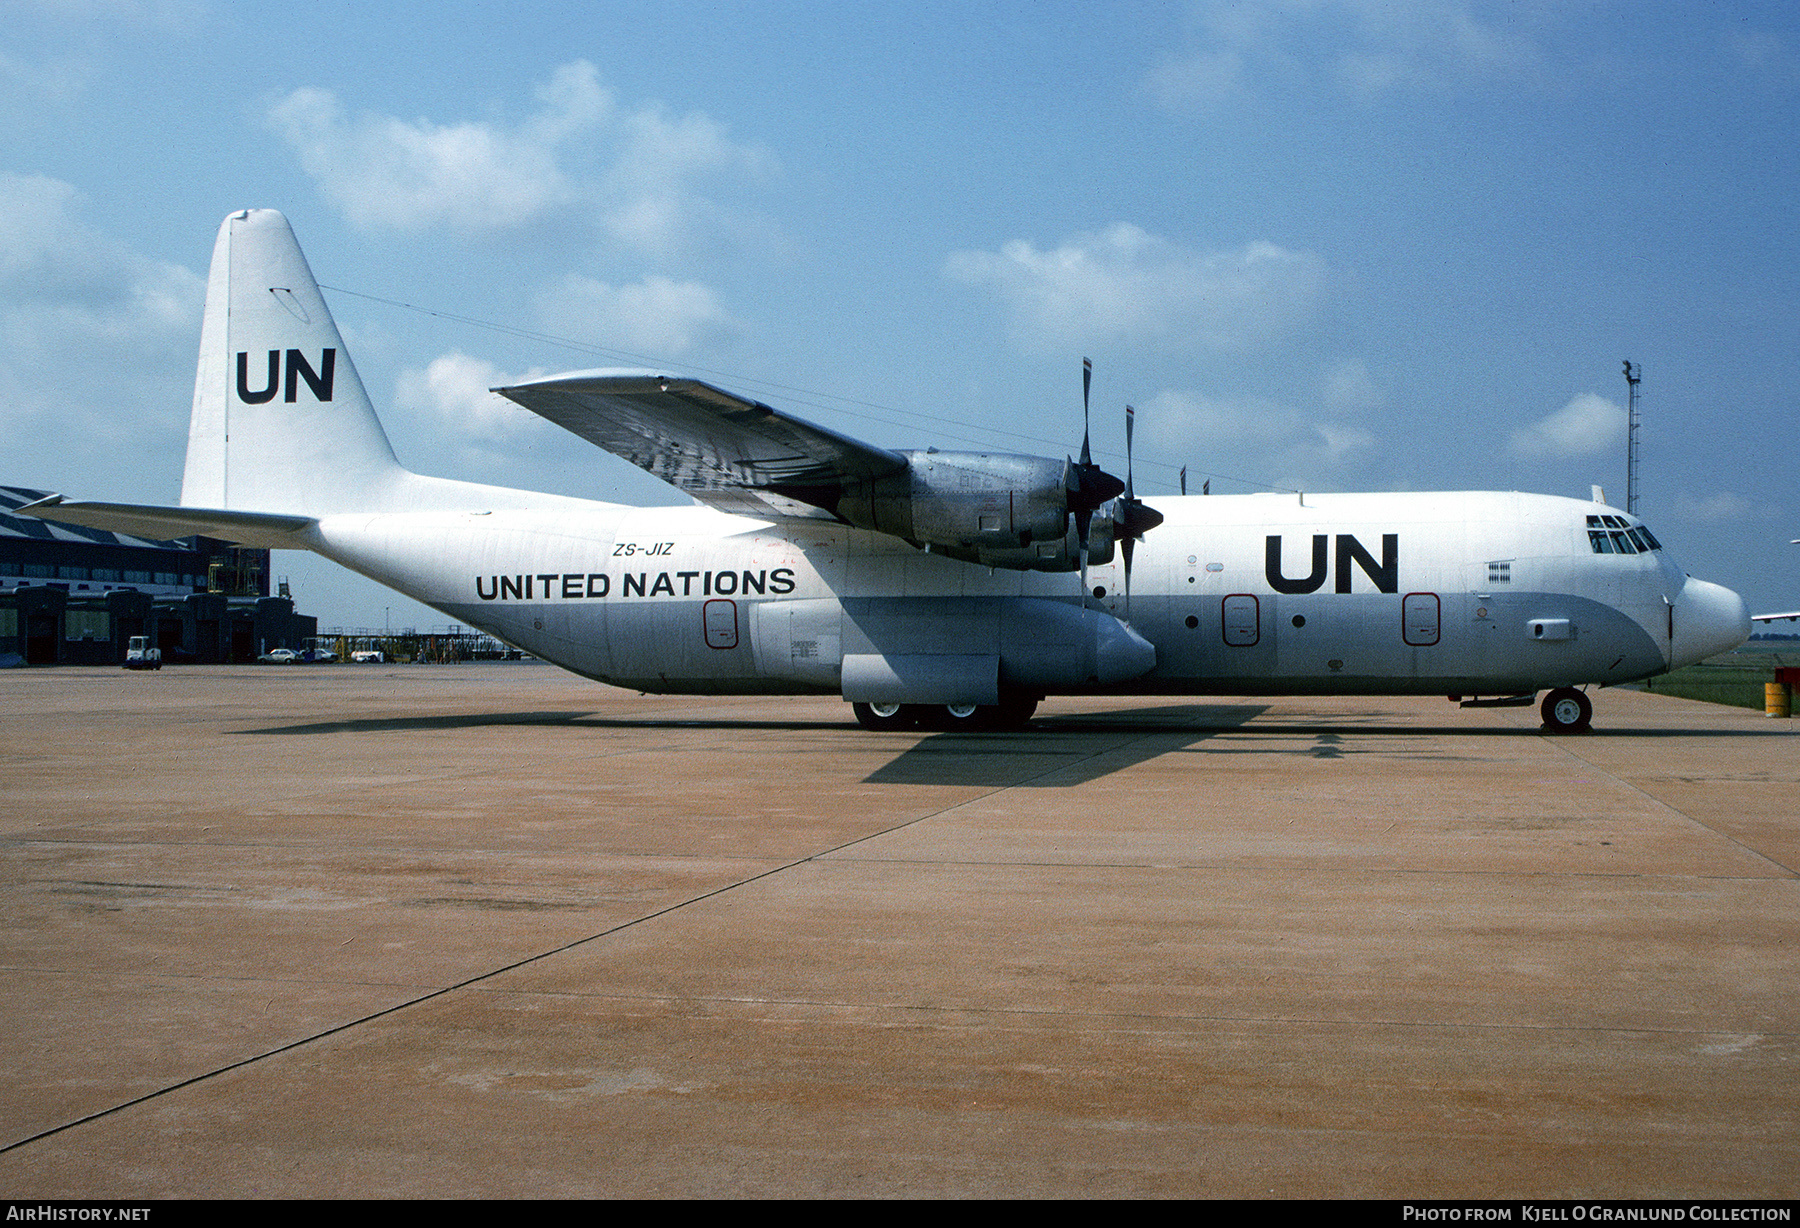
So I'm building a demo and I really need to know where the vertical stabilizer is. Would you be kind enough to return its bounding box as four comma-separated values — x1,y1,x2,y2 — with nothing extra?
180,210,403,513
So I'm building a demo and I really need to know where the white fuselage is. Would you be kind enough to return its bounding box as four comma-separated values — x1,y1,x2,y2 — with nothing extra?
304,487,1742,700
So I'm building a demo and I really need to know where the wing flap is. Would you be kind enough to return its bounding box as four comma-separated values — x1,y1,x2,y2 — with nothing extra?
494,370,906,519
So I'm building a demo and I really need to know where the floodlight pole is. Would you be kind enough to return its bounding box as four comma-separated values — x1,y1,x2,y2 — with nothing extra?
1622,360,1642,515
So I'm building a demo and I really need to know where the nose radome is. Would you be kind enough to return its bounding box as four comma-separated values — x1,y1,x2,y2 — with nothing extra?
1670,578,1751,670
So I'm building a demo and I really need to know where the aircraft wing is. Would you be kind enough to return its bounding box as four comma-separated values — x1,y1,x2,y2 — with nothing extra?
12,496,317,550
1752,610,1800,623
493,370,908,521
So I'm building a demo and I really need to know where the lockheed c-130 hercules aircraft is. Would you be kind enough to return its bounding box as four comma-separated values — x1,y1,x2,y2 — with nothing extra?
20,210,1752,732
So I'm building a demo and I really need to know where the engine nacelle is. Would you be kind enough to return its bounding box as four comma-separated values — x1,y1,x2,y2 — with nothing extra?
836,451,1106,572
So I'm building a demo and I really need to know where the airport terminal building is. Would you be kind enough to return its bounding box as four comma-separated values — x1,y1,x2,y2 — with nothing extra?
0,486,315,665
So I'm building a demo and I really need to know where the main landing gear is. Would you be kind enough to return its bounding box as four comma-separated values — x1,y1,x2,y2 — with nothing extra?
852,696,1040,732
1539,687,1593,734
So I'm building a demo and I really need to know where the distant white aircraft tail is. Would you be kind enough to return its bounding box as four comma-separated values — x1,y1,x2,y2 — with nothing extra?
180,209,406,515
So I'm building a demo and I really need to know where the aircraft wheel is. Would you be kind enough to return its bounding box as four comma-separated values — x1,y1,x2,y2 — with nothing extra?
911,702,985,731
1539,687,1592,734
990,694,1039,730
934,702,990,731
853,701,916,731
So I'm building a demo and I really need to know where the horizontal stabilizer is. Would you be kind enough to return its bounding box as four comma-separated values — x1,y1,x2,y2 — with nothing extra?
15,495,316,550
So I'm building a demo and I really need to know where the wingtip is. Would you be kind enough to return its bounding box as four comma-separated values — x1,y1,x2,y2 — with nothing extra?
494,367,668,394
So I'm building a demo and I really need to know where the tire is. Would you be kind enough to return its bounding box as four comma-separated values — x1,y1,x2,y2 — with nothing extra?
1539,687,1592,734
989,694,1039,730
930,702,990,732
853,701,916,731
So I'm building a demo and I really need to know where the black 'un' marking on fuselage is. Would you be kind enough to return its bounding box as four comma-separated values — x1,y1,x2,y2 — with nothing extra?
1265,533,1398,594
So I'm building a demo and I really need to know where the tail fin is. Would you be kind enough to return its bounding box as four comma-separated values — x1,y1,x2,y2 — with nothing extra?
180,210,405,514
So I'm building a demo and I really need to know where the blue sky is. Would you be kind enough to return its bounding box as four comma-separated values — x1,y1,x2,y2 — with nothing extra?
3,0,1796,627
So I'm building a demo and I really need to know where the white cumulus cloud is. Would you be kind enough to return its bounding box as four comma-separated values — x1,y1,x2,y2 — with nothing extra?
1509,393,1625,459
1138,386,1378,494
534,273,735,358
268,63,607,235
599,103,776,254
1142,387,1289,448
1147,0,1540,108
268,61,773,253
0,173,204,487
945,223,1325,354
1322,358,1385,414
1315,422,1376,459
393,351,548,442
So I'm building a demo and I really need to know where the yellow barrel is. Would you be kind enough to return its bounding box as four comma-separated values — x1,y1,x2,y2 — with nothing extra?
1767,682,1792,718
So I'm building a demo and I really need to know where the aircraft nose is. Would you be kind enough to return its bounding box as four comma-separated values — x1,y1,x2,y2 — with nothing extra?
1669,577,1751,670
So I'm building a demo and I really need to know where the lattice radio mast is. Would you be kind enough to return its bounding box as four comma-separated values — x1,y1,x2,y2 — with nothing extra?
1622,359,1642,514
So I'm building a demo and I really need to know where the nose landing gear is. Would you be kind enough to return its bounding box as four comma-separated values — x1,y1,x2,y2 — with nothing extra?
1539,687,1593,734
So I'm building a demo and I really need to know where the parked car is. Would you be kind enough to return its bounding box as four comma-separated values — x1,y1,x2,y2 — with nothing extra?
258,647,301,663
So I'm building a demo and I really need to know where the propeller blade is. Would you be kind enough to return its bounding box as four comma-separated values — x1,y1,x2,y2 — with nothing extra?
1121,532,1135,609
1078,357,1094,611
1124,403,1135,503
1080,357,1093,468
1123,404,1135,615
1068,358,1129,612
1065,358,1123,519
1110,401,1165,618
1075,504,1092,609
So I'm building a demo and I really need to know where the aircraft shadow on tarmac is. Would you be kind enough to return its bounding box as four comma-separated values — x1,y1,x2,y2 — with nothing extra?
238,702,1274,789
238,702,1268,739
861,703,1271,788
237,701,1791,791
241,710,609,735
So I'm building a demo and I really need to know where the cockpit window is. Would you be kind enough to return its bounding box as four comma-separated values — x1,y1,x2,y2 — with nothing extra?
1587,516,1664,555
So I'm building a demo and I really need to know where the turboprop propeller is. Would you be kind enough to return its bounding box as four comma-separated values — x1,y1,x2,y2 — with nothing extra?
1065,361,1165,615
1113,402,1165,613
1067,358,1125,604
